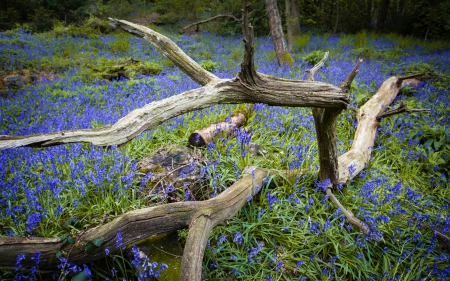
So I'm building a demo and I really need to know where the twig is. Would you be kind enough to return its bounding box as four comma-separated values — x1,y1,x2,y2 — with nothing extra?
147,163,197,201
326,188,370,235
339,58,363,92
306,51,329,81
57,229,89,281
376,101,431,120
179,14,240,34
397,73,424,84
152,245,182,258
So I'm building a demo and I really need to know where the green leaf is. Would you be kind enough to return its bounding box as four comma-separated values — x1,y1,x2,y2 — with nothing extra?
72,270,88,281
56,251,62,259
85,242,98,253
92,238,104,247
67,237,75,244
63,217,78,227
434,141,442,150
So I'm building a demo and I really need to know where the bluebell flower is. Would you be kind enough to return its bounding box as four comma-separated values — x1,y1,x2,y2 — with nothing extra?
14,253,25,271
217,235,228,245
31,250,41,265
116,229,125,249
233,232,243,245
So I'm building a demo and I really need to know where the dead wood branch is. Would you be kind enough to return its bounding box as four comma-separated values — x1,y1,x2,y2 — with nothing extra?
308,53,367,234
326,188,370,234
0,19,349,151
338,76,417,184
189,112,246,147
109,18,218,86
179,14,240,34
0,168,268,276
376,101,431,120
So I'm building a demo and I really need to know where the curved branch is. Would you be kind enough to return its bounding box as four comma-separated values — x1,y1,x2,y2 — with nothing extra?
179,14,240,34
109,18,218,86
338,76,408,184
0,79,346,150
0,168,268,276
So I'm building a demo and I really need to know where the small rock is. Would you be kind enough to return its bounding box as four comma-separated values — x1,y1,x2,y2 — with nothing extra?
4,75,28,88
249,142,267,156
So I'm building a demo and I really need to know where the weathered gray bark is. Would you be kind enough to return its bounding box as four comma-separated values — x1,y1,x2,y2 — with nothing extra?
0,19,347,151
0,168,268,276
264,0,291,66
0,74,418,274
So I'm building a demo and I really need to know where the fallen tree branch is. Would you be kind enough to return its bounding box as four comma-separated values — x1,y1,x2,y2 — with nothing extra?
188,112,246,147
337,76,420,184
376,101,431,120
0,18,349,151
179,14,240,34
308,53,368,234
0,79,347,150
0,168,269,275
326,188,370,234
109,18,218,86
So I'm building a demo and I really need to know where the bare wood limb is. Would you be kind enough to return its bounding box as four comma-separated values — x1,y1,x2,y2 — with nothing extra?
308,55,369,234
180,167,268,280
306,51,329,81
0,77,347,151
179,14,240,34
397,73,424,84
0,168,268,276
1,19,349,151
376,101,431,120
109,18,218,86
238,2,260,85
189,113,246,147
309,51,343,184
339,58,363,92
326,188,370,234
338,76,410,184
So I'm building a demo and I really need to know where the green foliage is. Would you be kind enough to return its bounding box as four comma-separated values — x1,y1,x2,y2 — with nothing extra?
354,29,368,48
200,59,218,71
110,36,131,54
303,50,327,66
281,51,294,67
410,125,450,175
293,33,311,52
85,57,163,81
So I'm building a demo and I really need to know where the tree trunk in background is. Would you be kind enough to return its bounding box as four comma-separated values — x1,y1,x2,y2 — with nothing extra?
285,0,301,51
333,0,339,34
376,0,390,31
265,0,292,66
285,0,294,51
290,0,301,36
